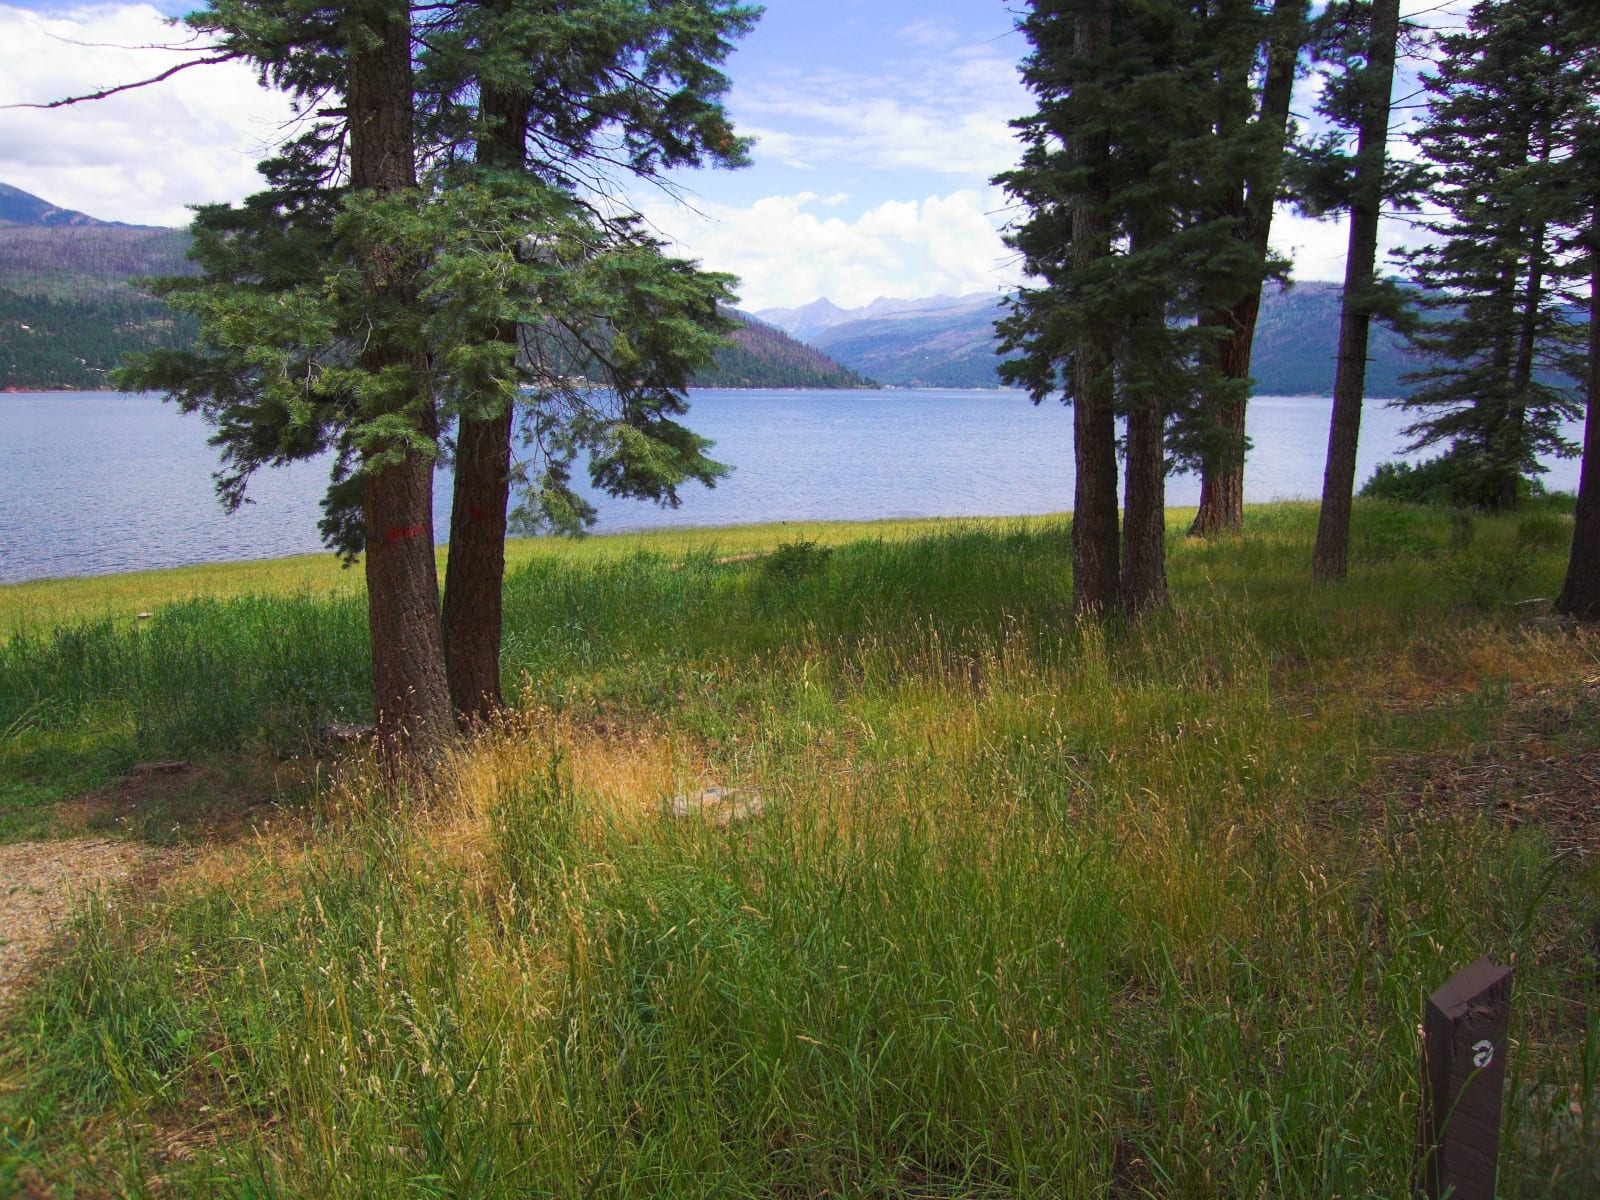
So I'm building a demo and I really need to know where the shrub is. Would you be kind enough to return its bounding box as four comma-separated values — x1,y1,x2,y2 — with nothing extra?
761,539,833,582
1360,449,1545,511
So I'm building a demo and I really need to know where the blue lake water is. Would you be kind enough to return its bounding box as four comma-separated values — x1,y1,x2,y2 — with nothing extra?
0,388,1585,584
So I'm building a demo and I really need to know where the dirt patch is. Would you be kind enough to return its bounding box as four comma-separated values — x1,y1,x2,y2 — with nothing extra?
1385,745,1600,856
53,760,284,845
1362,677,1600,856
0,838,171,1013
1,760,299,1016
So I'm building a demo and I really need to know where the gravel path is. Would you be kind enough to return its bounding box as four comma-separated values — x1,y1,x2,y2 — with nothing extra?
0,839,163,1012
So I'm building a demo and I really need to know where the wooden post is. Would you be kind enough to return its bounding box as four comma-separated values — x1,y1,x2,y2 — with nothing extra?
1416,957,1514,1200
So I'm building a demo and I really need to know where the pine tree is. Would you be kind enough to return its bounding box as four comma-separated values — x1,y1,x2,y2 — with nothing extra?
1554,2,1600,619
999,0,1120,615
1306,0,1408,583
344,6,457,758
999,1,1252,615
118,0,755,754
1186,0,1310,538
111,0,459,758
146,0,462,756
1558,192,1600,617
1395,0,1587,512
425,0,755,724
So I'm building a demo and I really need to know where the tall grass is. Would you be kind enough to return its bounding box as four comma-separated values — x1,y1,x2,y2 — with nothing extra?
0,594,368,827
2,501,1597,1196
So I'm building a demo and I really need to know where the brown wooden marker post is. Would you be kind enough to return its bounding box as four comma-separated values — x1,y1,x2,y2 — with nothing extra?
1416,957,1514,1200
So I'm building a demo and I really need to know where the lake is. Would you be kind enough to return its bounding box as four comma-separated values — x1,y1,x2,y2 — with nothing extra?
0,388,1585,584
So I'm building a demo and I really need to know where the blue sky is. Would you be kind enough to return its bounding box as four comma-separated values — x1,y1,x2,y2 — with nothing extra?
0,1,1464,310
668,1,1026,212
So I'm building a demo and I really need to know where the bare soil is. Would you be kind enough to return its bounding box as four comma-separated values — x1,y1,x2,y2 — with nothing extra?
0,838,169,1013
1364,676,1600,857
0,758,282,1016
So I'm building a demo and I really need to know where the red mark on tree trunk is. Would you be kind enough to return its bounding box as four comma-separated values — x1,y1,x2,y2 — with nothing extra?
383,523,426,545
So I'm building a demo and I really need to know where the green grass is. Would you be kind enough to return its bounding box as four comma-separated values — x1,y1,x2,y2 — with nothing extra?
0,516,1013,836
2,500,1597,1197
0,516,1018,636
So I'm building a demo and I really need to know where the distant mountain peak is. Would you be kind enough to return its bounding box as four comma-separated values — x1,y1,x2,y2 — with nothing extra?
0,182,124,229
750,297,855,343
756,291,1004,342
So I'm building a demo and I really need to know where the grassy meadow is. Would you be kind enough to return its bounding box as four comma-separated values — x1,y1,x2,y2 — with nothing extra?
2,501,1597,1197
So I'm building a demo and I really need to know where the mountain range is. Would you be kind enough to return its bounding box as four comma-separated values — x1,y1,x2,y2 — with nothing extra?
0,182,131,229
755,293,1001,345
759,294,1009,390
0,184,869,391
757,285,1443,396
6,182,1558,401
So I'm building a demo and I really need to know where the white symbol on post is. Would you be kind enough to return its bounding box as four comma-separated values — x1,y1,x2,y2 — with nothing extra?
1471,1039,1495,1069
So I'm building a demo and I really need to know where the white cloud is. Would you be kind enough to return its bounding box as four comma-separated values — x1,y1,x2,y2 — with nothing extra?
0,3,296,226
640,188,1022,311
1269,206,1439,284
1399,0,1473,30
735,42,1024,180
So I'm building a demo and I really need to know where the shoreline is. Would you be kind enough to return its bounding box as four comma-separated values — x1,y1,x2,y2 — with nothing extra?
2,510,1104,591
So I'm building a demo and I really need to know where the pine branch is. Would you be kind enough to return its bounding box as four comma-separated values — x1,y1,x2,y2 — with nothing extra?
3,53,238,110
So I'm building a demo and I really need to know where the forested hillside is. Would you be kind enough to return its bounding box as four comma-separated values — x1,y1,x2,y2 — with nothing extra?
0,225,198,389
699,312,875,388
1249,282,1415,396
0,291,197,389
0,222,871,391
0,225,194,301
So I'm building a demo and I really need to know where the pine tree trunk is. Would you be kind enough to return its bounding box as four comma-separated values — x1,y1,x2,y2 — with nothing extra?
1074,334,1120,615
1556,205,1600,619
363,443,453,754
1071,2,1120,615
1312,0,1400,584
1122,397,1168,614
1190,0,1305,538
1503,121,1553,512
349,4,454,758
443,406,513,725
1191,307,1252,536
441,73,529,727
1122,218,1169,614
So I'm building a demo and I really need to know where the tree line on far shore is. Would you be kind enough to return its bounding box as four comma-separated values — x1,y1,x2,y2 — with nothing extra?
0,289,196,388
0,223,866,392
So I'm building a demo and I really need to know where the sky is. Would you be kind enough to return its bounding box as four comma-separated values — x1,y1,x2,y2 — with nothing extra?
0,0,1468,312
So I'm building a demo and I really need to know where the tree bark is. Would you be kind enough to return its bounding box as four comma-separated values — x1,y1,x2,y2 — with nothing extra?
363,441,453,757
1502,120,1553,511
1122,395,1168,615
1191,306,1252,536
441,70,530,727
1071,2,1120,616
1556,202,1600,619
1190,0,1306,538
349,4,455,758
1122,217,1169,615
443,405,514,725
1311,0,1401,584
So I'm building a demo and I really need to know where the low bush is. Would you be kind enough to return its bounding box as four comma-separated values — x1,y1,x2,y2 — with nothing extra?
1360,449,1551,511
